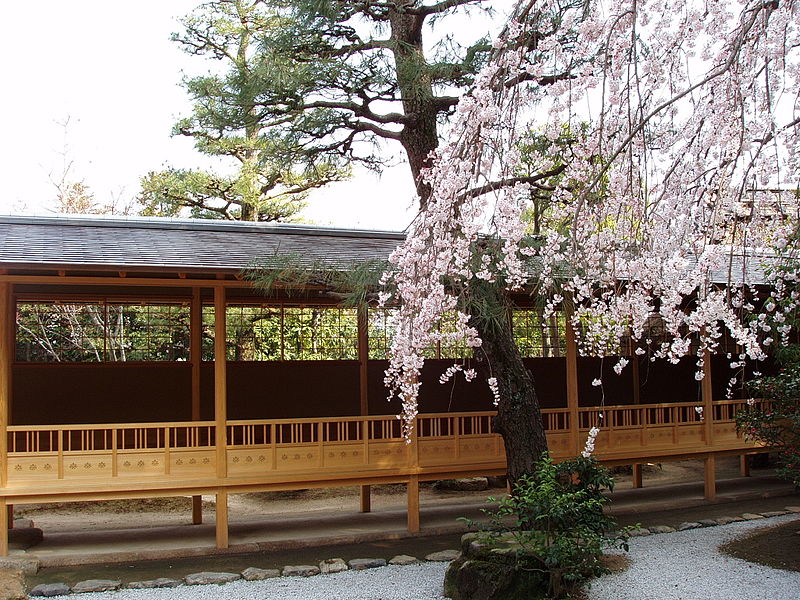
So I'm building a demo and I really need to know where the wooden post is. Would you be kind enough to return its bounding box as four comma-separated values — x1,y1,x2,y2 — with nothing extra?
357,304,371,513
740,454,750,477
632,464,643,488
702,349,714,446
190,287,203,525
0,282,9,556
407,475,420,533
704,455,716,500
215,490,229,549
214,286,228,481
564,309,580,455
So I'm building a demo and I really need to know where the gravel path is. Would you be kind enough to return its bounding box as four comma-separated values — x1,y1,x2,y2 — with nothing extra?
588,514,800,600
41,515,800,600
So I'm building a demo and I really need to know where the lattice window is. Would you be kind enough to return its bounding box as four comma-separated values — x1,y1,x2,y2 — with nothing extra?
367,307,471,360
512,309,567,358
16,301,190,362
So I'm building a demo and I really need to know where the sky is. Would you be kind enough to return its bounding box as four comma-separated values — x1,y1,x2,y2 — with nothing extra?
0,1,482,231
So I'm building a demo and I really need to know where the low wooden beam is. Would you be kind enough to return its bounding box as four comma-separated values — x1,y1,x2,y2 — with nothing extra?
632,464,643,488
407,476,420,533
215,490,229,549
704,455,716,500
740,454,750,477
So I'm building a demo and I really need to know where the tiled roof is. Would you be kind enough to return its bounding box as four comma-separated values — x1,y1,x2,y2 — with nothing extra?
0,215,405,273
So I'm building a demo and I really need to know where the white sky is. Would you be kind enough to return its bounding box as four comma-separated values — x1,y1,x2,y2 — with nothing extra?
0,1,468,231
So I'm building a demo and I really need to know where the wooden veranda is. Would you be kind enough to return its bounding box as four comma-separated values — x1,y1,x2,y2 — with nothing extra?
0,215,766,556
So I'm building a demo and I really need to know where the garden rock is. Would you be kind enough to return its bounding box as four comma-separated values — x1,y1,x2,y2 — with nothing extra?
698,519,718,527
72,579,121,593
348,558,386,570
0,568,25,599
241,567,280,581
740,513,765,520
184,571,241,585
11,518,33,529
486,476,508,488
715,516,742,525
28,583,70,598
8,527,43,549
319,558,348,574
628,528,652,537
761,510,790,518
426,549,461,562
389,555,419,565
785,506,800,513
127,578,181,589
648,525,676,534
0,556,39,575
433,478,489,491
678,522,702,531
282,565,320,577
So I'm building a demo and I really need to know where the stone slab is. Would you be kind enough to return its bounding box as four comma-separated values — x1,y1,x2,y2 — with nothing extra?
389,555,419,566
282,565,320,577
242,567,280,581
425,549,461,561
184,571,241,585
348,558,387,570
29,583,70,598
72,579,121,594
319,558,348,574
127,578,182,589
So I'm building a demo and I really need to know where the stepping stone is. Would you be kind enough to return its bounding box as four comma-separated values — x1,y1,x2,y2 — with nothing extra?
242,567,280,581
433,478,489,491
740,513,765,520
761,510,790,518
29,583,71,597
715,516,743,525
72,579,121,593
348,558,387,570
12,518,34,529
127,578,181,589
319,558,348,574
389,554,419,565
648,525,676,534
0,556,39,574
678,522,702,531
785,506,800,513
698,519,718,527
425,549,461,561
185,571,241,585
282,565,320,577
628,528,652,537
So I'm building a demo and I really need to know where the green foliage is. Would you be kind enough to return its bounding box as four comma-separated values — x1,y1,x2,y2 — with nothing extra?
737,346,800,487
463,455,631,598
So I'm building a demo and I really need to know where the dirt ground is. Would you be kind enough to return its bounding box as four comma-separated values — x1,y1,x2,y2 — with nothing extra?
721,520,800,572
11,457,755,533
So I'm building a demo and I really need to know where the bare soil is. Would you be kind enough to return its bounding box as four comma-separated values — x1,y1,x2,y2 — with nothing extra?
11,457,754,533
721,520,800,572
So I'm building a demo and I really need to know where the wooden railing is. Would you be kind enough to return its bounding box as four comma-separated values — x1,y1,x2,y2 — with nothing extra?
4,401,764,489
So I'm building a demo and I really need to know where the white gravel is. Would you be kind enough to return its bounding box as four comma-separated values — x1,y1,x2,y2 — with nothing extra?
41,515,800,600
588,514,800,600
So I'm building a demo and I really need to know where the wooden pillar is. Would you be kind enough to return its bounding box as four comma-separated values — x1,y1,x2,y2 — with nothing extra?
740,454,750,477
357,304,371,513
702,349,714,446
407,475,420,533
704,455,716,500
190,287,203,525
215,490,229,549
632,464,643,488
0,282,10,557
214,286,228,480
564,308,580,454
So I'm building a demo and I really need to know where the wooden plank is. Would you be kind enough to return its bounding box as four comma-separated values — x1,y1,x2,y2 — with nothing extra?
215,287,228,479
407,476,420,533
215,490,229,549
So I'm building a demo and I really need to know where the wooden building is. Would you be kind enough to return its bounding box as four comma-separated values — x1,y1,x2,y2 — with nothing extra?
0,215,766,556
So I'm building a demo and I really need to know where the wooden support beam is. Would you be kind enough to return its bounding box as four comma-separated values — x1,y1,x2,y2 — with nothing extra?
702,349,714,446
564,308,580,455
214,287,228,480
632,463,643,488
740,454,750,477
357,304,371,513
191,288,204,524
0,283,11,491
407,476,420,533
215,490,229,549
0,499,6,557
704,455,716,500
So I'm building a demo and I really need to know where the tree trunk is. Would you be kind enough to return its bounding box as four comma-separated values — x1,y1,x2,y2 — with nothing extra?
468,281,548,491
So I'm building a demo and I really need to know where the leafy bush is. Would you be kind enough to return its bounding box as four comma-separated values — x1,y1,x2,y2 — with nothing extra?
737,345,800,487
463,454,631,598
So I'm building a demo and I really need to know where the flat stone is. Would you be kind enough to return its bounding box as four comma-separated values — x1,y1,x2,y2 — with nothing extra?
628,528,652,537
0,556,39,574
785,506,800,513
12,517,34,529
8,527,43,549
648,525,676,534
72,579,122,593
678,522,702,531
389,554,419,565
740,513,765,520
319,558,349,574
433,477,489,491
715,516,743,525
348,558,387,570
698,519,719,527
127,578,182,589
425,549,461,561
282,565,320,577
241,567,280,581
29,583,71,597
486,476,508,488
184,571,241,585
761,510,790,518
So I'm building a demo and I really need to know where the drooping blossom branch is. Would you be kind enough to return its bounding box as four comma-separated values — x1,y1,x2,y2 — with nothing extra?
383,0,800,439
